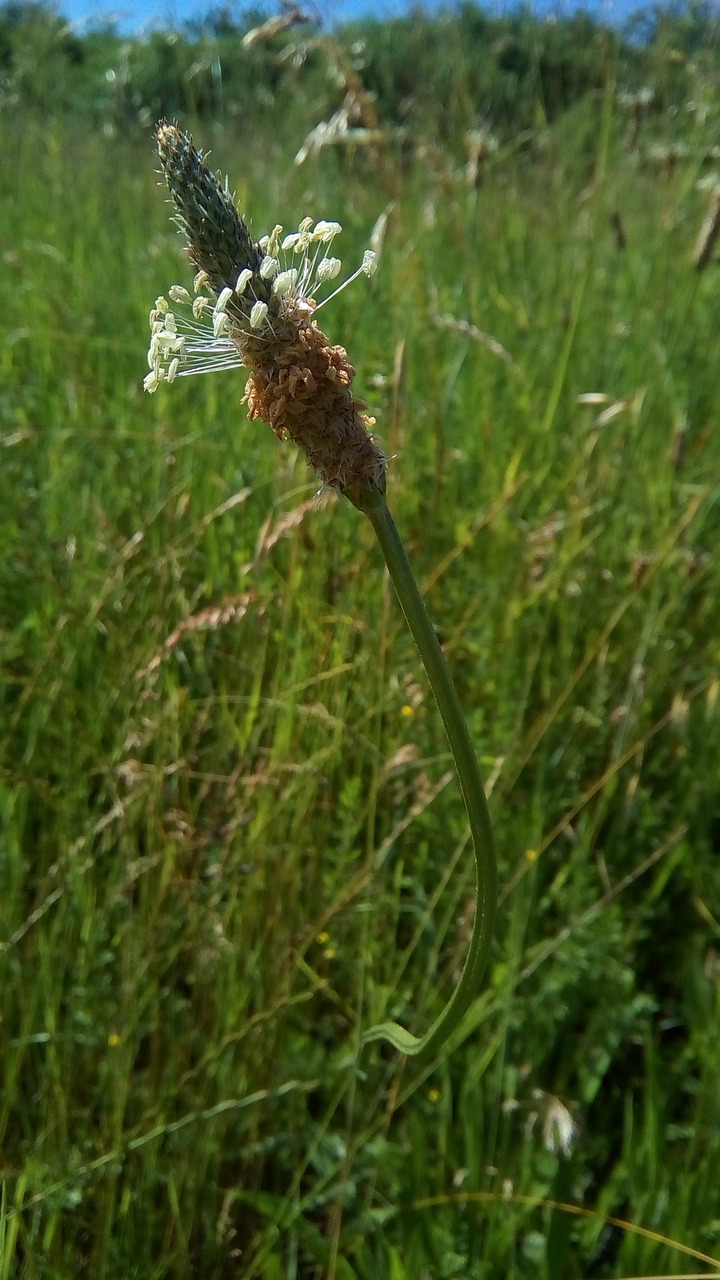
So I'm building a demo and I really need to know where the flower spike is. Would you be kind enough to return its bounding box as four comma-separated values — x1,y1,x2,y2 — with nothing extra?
147,120,386,507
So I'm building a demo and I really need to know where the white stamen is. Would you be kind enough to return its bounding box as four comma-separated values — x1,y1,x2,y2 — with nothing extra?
250,301,269,329
266,225,283,256
236,268,253,295
316,257,342,283
294,217,314,252
260,256,279,280
213,311,230,337
216,287,233,313
313,220,342,242
273,268,299,296
193,270,210,294
314,251,375,311
169,285,192,304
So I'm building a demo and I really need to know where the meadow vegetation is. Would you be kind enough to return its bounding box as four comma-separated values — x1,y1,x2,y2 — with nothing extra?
2,2,720,1276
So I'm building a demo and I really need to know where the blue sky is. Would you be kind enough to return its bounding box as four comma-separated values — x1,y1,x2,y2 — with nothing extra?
61,0,640,34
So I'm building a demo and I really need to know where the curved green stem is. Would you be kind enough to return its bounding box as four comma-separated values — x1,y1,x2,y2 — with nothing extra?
356,489,497,1059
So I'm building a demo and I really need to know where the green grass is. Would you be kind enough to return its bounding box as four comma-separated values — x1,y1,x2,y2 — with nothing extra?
2,95,720,1279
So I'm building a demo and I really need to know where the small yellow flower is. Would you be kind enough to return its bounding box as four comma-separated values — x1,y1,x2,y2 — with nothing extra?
401,704,414,718
427,1087,441,1103
525,848,538,862
323,947,336,960
107,1033,121,1048
316,931,330,944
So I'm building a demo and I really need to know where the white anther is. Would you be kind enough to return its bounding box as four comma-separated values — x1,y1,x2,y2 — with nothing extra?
316,257,341,283
273,268,299,296
260,256,279,280
313,220,342,242
266,225,283,256
250,301,269,329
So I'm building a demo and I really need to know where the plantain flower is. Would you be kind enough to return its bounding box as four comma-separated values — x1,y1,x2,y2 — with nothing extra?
144,121,497,1062
145,120,385,508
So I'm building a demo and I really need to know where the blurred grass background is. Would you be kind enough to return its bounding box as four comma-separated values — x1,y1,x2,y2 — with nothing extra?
2,5,720,1275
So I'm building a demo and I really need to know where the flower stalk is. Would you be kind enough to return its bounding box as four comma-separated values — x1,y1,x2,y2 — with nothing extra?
356,488,497,1057
146,120,497,1058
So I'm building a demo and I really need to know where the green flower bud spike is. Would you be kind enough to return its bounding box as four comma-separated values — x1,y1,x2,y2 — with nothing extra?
146,120,497,1059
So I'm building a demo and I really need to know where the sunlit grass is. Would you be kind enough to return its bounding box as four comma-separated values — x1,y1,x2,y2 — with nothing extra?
2,96,720,1278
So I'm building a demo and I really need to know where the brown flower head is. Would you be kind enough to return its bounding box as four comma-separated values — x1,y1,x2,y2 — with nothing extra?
146,121,386,507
